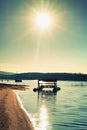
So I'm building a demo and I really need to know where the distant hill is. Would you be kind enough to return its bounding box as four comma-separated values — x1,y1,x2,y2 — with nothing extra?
0,71,15,80
0,72,87,81
13,72,87,81
0,71,14,75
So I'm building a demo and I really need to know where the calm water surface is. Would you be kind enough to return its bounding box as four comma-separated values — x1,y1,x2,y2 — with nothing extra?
5,80,87,130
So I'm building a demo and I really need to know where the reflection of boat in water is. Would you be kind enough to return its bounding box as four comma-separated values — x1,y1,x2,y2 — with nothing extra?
33,79,61,93
38,90,59,95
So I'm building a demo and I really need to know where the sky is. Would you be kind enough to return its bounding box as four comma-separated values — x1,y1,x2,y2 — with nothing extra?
0,0,87,73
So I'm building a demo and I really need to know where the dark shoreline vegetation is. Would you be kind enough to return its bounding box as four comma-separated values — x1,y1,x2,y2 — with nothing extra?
0,83,29,90
0,71,87,81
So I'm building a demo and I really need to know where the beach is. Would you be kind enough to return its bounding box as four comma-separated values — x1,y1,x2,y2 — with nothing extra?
0,88,34,130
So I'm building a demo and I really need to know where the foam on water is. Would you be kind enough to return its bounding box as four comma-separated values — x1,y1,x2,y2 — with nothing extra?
14,90,38,130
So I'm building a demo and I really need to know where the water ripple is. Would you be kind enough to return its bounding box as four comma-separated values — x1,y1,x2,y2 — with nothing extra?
56,121,87,129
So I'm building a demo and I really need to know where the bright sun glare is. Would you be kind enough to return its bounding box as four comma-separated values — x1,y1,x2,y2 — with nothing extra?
35,12,52,29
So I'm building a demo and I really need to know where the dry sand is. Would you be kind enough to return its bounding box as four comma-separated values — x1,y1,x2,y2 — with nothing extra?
0,89,35,130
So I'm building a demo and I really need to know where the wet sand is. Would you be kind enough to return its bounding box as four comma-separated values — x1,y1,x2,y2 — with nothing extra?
0,89,35,130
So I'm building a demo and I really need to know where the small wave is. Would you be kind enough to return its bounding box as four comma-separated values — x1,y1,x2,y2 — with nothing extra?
56,121,87,129
13,90,38,130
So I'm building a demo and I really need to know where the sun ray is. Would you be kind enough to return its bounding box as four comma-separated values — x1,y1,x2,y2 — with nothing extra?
11,25,35,44
34,35,42,64
54,22,83,38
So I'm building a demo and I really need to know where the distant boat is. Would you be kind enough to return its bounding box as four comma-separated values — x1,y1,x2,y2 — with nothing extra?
15,79,22,82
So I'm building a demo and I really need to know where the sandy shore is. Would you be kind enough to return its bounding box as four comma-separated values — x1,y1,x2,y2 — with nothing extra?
0,89,35,130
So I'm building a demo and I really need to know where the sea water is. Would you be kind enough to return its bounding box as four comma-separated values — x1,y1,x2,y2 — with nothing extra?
16,80,87,130
1,80,87,130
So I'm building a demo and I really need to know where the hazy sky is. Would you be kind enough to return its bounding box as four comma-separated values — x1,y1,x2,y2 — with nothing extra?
0,0,87,73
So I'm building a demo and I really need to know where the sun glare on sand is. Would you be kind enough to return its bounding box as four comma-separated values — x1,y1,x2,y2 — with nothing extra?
35,12,52,29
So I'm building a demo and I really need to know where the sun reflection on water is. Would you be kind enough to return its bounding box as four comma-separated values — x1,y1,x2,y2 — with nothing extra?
39,105,48,130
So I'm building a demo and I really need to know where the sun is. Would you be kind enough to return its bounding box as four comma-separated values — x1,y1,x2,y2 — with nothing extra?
35,12,52,29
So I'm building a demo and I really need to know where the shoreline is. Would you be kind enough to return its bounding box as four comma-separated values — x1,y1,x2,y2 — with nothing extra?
14,90,36,129
0,88,35,130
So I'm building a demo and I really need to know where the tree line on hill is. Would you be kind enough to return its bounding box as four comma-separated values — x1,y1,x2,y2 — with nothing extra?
0,72,87,81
